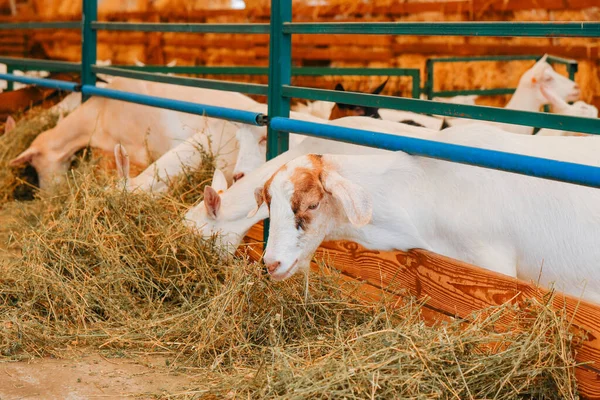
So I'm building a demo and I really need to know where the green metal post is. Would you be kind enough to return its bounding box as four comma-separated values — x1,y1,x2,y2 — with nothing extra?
81,0,97,101
6,65,14,91
425,59,434,99
411,71,421,99
264,0,292,242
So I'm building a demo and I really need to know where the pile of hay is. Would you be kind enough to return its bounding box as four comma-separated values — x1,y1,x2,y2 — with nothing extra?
0,110,582,399
0,108,60,203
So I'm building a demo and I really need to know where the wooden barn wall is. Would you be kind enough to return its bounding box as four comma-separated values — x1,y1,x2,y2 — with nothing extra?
1,0,600,108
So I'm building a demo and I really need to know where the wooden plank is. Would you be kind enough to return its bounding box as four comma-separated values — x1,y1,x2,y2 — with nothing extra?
244,222,600,399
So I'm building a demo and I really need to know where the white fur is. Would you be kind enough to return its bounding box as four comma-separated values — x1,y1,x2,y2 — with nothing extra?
10,77,260,189
536,85,598,137
263,150,600,304
186,123,600,267
232,116,436,180
445,55,580,135
292,99,444,130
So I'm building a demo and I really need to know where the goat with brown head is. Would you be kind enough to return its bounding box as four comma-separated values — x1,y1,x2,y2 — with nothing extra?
328,78,389,120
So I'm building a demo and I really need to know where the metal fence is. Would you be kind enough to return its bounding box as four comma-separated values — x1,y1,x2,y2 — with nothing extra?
0,2,600,237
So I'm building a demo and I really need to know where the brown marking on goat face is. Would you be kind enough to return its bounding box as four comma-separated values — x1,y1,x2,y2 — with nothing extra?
262,164,288,209
328,104,365,120
289,155,326,230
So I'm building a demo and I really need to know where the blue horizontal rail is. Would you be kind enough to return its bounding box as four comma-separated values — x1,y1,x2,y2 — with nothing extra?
0,73,78,91
284,22,600,37
270,117,600,189
80,85,267,126
91,22,270,34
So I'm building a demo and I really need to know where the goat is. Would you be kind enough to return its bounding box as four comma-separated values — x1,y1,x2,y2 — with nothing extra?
9,77,260,189
444,55,580,135
232,116,435,182
328,79,389,119
256,150,600,305
113,104,328,192
187,123,600,270
536,85,598,137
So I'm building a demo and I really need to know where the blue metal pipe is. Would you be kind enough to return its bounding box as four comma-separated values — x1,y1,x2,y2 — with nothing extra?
0,73,78,91
80,85,267,126
270,117,600,189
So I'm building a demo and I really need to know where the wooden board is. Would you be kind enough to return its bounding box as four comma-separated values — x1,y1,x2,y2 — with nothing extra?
244,222,600,400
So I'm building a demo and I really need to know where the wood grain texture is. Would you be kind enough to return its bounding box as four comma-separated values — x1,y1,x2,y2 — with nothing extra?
244,222,600,399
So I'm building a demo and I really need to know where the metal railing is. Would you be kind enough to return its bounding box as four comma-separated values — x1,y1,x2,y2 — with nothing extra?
0,1,599,240
424,54,578,99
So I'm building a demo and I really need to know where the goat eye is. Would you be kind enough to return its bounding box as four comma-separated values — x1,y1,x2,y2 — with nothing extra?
308,203,319,210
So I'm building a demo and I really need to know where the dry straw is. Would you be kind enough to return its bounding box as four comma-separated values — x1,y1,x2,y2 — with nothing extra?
0,109,582,399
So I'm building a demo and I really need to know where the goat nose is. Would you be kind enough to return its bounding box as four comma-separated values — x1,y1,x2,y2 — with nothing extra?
265,260,281,274
233,172,245,182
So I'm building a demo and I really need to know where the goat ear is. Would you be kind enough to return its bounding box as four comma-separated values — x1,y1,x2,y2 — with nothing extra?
114,144,130,179
5,116,16,134
166,59,177,67
211,169,228,194
134,58,145,67
204,186,221,219
9,147,40,167
371,78,389,95
247,187,265,218
334,83,345,92
531,55,551,83
322,170,372,227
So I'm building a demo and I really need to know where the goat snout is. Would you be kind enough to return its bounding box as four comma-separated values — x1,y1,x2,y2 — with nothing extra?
233,172,245,182
265,260,281,274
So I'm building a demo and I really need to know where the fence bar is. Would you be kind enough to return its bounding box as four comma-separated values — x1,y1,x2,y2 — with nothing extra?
283,85,600,134
80,85,267,126
5,65,13,91
0,21,80,30
428,54,576,64
432,88,516,97
264,0,292,242
81,0,97,102
93,66,269,95
284,22,600,37
0,73,78,91
270,117,600,189
0,56,81,72
92,22,270,34
115,65,420,77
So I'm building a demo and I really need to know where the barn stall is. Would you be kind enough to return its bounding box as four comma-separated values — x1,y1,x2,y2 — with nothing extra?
1,0,600,398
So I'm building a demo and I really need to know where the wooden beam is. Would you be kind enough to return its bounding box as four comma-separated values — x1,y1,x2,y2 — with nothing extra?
244,222,600,399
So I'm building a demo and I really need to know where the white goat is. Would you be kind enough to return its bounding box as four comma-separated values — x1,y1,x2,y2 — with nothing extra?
113,105,329,192
9,77,260,189
292,98,443,130
445,55,580,135
536,85,598,137
291,100,334,120
256,151,600,305
232,115,435,181
186,122,600,261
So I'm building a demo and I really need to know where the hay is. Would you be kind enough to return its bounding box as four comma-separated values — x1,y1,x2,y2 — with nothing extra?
0,108,60,204
0,122,582,398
